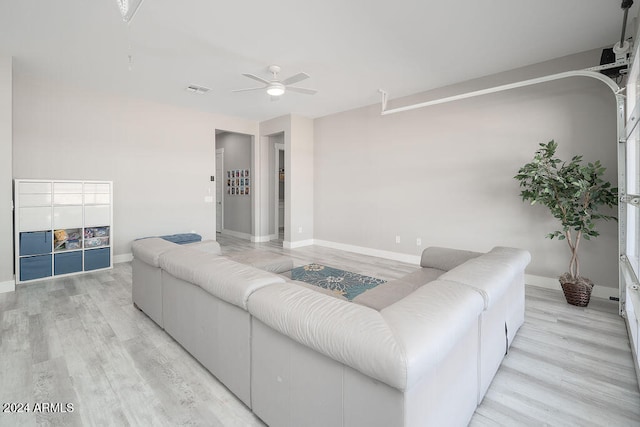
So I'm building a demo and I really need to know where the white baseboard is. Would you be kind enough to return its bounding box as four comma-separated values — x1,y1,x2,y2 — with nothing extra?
313,239,421,265
284,239,315,249
525,274,617,301
221,229,252,241
114,253,133,264
251,235,273,243
0,279,15,293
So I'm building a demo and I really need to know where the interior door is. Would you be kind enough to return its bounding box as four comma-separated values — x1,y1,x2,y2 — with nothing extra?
274,143,284,241
216,149,224,232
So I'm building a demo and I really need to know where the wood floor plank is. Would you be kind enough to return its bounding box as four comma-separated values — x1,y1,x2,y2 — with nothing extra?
0,234,638,426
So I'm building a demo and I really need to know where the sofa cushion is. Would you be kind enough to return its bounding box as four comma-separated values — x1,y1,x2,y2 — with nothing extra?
439,246,531,309
192,258,286,309
159,246,225,284
185,239,222,255
131,237,180,267
400,267,445,287
352,279,417,311
291,280,348,301
227,249,293,273
421,246,482,271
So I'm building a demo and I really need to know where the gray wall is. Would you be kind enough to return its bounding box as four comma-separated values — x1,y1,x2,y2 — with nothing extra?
289,115,314,244
0,57,12,285
12,74,258,258
216,131,252,235
314,49,619,290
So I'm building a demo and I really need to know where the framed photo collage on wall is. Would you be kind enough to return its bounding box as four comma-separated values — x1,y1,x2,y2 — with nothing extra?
226,169,250,196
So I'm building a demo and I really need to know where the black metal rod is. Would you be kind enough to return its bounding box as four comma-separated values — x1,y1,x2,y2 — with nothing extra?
620,0,633,46
621,7,629,46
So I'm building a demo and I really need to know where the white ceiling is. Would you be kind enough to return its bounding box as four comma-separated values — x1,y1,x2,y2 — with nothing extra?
0,0,637,121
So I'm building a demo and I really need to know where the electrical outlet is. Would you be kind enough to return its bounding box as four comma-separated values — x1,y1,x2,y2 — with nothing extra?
395,235,401,244
416,238,422,246
298,227,303,234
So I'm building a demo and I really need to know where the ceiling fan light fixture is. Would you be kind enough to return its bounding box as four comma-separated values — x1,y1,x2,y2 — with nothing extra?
267,84,285,97
116,0,145,23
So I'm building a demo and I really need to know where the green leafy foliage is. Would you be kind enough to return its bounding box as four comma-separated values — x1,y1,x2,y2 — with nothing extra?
514,140,618,279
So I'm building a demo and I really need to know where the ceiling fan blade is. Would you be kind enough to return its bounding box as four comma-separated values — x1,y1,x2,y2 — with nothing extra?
242,73,271,85
281,72,310,86
232,87,264,93
287,86,317,95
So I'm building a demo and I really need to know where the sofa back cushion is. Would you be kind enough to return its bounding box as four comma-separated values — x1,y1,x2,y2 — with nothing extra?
439,247,531,309
248,282,406,390
193,258,285,309
420,246,482,271
159,246,225,284
159,246,285,310
184,239,222,255
248,279,485,392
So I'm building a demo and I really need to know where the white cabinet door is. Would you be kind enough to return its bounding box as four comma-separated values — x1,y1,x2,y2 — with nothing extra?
53,193,83,205
84,183,110,194
19,181,51,194
20,194,52,207
53,182,83,205
84,193,110,204
19,207,52,231
84,182,111,204
53,206,83,229
85,205,111,226
54,182,83,193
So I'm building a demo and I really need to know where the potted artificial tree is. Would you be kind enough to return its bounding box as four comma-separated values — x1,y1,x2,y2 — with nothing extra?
514,140,618,307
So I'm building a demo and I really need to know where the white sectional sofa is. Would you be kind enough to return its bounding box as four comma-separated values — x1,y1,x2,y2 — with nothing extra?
131,239,530,426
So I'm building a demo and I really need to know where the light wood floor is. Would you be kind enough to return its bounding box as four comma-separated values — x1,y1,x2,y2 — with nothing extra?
1,235,639,426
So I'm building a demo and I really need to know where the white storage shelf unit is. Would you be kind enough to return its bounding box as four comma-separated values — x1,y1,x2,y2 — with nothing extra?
15,180,113,284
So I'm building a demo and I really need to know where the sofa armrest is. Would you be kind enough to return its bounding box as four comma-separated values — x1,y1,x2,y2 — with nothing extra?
381,280,484,390
131,237,179,267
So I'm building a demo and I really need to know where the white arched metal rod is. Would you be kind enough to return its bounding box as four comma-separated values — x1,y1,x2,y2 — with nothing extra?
380,67,630,315
380,69,622,115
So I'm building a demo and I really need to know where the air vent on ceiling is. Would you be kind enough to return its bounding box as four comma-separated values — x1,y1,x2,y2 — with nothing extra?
185,85,210,94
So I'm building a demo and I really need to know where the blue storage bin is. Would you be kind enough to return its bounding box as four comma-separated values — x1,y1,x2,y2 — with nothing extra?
20,255,52,281
85,248,110,271
20,231,52,256
54,251,83,275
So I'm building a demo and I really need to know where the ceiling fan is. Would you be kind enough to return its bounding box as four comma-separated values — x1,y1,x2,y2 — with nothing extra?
233,65,317,98
115,0,145,23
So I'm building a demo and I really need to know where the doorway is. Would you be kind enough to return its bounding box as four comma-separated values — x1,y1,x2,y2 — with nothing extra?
215,130,252,240
215,148,224,233
274,142,285,242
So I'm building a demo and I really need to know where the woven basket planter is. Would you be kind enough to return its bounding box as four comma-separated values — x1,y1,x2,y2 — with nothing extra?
560,276,594,307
